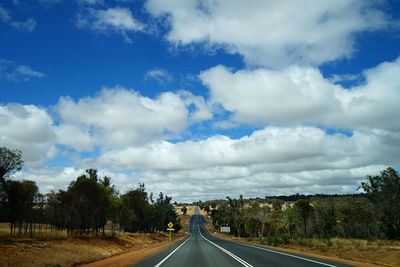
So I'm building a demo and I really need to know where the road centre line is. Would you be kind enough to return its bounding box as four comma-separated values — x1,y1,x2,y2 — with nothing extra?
212,235,336,267
198,223,253,267
154,236,192,267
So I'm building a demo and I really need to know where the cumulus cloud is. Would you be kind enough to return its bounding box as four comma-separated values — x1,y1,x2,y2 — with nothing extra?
0,58,45,81
145,0,386,68
0,104,57,168
199,56,400,132
178,90,213,124
1,88,398,201
95,126,400,172
92,125,399,201
77,7,144,43
55,87,189,148
2,57,399,200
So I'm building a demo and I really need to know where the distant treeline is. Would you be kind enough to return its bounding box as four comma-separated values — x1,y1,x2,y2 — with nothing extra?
264,193,365,202
199,167,400,241
0,147,181,237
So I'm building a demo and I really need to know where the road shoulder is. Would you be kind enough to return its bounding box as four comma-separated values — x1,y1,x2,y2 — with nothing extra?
204,227,381,267
80,236,186,267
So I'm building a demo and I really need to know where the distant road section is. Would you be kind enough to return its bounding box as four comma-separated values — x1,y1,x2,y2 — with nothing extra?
136,207,351,267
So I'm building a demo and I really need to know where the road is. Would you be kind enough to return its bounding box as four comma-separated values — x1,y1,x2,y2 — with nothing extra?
136,207,352,267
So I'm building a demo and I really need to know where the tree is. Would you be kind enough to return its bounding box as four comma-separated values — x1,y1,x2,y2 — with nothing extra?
361,167,400,239
68,170,112,235
295,199,313,237
181,206,187,215
5,180,38,237
246,200,270,238
155,192,181,232
121,183,152,232
338,198,376,239
0,147,23,187
313,199,337,239
227,195,245,237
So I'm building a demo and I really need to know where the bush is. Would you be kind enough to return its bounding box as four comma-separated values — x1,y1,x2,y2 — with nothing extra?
281,234,290,244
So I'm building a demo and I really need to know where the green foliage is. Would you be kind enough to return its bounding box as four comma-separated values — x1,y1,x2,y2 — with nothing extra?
209,167,400,244
3,180,38,237
361,167,400,239
181,205,187,215
0,147,23,192
295,199,313,237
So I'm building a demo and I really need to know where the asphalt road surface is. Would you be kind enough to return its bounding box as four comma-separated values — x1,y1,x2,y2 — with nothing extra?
136,207,352,267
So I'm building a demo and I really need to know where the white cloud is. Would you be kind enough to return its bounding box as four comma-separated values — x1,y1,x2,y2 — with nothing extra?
144,68,173,83
1,86,398,201
14,65,44,78
2,56,400,200
10,18,36,32
12,167,84,192
0,6,10,22
178,90,213,124
0,6,36,32
146,0,386,68
10,122,393,201
329,73,361,84
92,125,399,201
76,0,104,5
0,58,45,81
95,126,392,172
77,7,144,43
199,56,400,132
0,104,57,168
200,65,338,126
55,87,190,148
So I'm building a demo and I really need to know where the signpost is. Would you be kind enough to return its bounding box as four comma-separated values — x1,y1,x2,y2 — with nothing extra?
220,226,230,233
167,222,174,241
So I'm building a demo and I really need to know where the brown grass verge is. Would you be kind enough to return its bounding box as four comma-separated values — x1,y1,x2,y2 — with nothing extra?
0,222,185,267
204,222,400,267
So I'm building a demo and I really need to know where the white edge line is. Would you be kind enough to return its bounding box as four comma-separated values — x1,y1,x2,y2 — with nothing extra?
198,223,253,267
154,235,192,267
208,232,336,267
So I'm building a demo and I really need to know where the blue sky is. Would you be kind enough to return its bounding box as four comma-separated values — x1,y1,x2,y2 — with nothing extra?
1,0,400,202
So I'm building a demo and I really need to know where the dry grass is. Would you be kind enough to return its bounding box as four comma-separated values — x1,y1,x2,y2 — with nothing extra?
0,223,181,267
205,224,400,267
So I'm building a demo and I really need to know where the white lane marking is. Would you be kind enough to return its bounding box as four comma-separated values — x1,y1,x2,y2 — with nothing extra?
208,233,336,267
198,224,253,267
154,236,192,267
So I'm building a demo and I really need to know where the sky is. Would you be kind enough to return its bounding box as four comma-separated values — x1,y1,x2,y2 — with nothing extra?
1,0,400,202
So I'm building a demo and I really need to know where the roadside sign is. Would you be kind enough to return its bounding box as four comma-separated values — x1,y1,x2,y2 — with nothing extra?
220,226,230,233
167,222,174,242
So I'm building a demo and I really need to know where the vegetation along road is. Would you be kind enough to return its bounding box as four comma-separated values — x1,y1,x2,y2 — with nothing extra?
136,207,351,267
